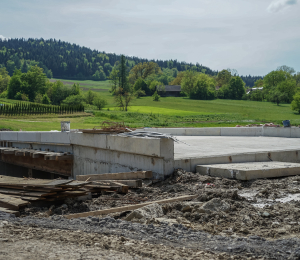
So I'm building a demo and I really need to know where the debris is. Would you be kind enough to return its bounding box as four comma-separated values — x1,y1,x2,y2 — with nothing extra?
79,121,135,134
76,171,152,181
64,195,198,219
125,203,164,221
199,198,230,213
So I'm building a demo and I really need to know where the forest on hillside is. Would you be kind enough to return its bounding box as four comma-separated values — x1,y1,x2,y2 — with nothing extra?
0,38,261,87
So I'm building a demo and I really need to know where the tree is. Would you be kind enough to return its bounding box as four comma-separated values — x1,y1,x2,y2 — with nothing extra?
0,67,10,93
93,95,107,110
277,65,295,75
62,95,85,106
228,76,245,100
169,71,184,85
190,73,216,100
216,69,231,87
34,93,43,103
85,89,96,104
113,55,134,111
291,93,300,113
109,67,119,94
135,89,146,98
42,94,51,104
133,78,149,95
268,89,288,106
152,91,160,101
129,62,161,84
181,71,197,97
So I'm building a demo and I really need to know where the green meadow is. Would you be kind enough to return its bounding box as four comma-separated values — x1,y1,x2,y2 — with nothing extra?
0,79,299,131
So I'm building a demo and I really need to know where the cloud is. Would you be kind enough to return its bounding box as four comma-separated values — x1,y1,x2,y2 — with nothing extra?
267,0,298,13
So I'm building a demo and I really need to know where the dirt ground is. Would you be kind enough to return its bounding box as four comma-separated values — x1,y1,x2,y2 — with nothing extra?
1,169,300,259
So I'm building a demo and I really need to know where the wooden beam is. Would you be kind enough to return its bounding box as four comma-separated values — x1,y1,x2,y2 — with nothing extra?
64,195,198,219
91,180,142,188
0,193,29,210
76,171,152,181
0,206,20,217
2,149,17,155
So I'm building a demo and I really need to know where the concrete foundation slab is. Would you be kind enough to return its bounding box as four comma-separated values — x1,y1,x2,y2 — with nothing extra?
196,161,300,180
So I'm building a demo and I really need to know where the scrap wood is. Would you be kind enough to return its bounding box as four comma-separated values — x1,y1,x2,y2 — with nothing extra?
0,206,20,217
76,171,152,181
0,193,30,210
79,121,135,134
92,179,142,188
64,195,198,219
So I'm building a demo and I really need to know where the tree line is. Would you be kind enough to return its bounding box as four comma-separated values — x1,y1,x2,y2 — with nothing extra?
0,38,261,87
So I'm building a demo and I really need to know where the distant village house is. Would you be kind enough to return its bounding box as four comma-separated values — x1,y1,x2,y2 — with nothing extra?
156,85,181,97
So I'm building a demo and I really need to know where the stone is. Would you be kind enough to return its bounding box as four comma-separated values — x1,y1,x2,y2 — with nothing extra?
125,203,164,221
262,212,270,218
199,198,230,213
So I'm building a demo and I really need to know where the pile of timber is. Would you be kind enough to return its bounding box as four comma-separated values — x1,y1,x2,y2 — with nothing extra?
77,171,152,193
0,147,73,161
0,176,89,216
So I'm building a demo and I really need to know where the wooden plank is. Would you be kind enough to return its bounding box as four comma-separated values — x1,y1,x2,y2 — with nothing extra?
76,171,152,181
0,206,20,217
0,188,55,197
0,193,29,210
92,180,142,188
2,149,17,155
64,195,198,219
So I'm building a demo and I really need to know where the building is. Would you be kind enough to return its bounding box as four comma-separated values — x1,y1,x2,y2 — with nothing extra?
156,85,181,97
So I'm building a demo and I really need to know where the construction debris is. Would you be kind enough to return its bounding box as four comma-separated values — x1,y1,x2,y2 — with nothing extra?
76,171,152,181
79,121,135,134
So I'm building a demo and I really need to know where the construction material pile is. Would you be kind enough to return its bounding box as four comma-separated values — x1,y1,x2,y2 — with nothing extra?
0,176,89,216
79,121,135,134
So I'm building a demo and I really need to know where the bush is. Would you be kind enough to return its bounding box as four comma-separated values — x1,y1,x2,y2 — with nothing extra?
291,93,300,113
93,95,107,110
152,91,160,101
34,93,43,103
0,90,7,98
62,94,85,106
42,94,51,104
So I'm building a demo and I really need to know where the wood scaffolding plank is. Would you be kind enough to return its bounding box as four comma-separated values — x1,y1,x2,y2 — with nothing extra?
91,180,142,188
76,171,153,181
65,195,198,219
0,207,20,217
0,193,29,210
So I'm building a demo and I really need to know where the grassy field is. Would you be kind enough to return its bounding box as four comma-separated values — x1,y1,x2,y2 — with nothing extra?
51,78,111,91
0,78,299,131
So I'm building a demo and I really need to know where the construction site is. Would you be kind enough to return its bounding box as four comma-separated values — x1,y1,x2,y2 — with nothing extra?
1,124,300,260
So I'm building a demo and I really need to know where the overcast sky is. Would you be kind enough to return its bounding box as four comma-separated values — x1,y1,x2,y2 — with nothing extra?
1,0,299,76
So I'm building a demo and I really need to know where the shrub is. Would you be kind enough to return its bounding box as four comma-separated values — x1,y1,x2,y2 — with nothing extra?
152,91,160,101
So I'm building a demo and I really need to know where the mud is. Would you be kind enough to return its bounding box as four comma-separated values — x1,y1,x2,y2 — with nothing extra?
1,169,300,259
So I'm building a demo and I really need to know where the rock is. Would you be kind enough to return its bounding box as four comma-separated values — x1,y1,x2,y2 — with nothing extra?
125,203,164,221
61,204,68,209
198,198,230,213
262,212,270,217
155,218,178,225
182,205,192,212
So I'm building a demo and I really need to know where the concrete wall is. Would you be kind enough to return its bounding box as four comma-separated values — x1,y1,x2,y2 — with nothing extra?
0,131,175,179
143,127,300,138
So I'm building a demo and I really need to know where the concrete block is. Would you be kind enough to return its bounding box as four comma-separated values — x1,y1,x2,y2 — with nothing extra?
160,138,174,160
40,132,71,144
106,135,161,157
220,127,263,136
291,127,300,138
262,127,291,138
70,133,106,149
0,132,18,141
185,128,221,136
17,132,41,143
196,161,300,180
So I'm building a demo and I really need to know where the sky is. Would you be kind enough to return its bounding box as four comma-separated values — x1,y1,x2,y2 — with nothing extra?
0,0,299,76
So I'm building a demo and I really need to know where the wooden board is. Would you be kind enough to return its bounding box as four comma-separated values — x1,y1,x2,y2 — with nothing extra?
0,206,20,217
64,195,198,219
92,180,142,188
0,193,29,210
0,188,56,197
76,171,152,181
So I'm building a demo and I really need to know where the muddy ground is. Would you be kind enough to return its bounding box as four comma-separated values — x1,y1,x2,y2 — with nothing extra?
1,169,300,259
